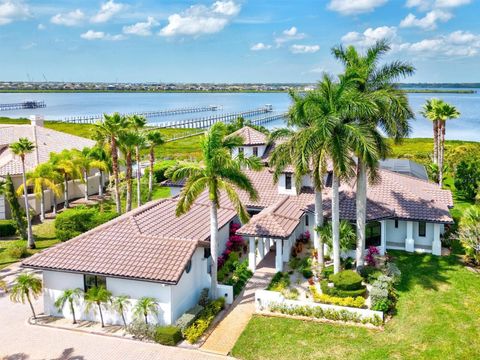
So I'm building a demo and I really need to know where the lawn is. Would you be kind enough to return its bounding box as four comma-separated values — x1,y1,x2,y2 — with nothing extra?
232,251,480,360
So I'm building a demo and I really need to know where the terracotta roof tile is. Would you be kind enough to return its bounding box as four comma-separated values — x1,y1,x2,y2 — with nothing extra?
228,126,267,145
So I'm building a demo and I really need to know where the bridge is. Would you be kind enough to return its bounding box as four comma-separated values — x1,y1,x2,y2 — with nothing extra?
0,101,46,111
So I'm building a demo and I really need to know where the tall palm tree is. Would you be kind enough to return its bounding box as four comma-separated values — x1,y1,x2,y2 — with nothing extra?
10,138,35,249
54,288,83,324
16,163,62,222
332,40,414,269
146,131,164,201
128,115,147,208
111,295,131,327
421,99,460,187
133,297,158,325
71,148,96,201
50,150,80,209
84,286,111,327
9,273,42,319
166,123,259,298
119,131,143,212
87,146,111,198
95,113,128,214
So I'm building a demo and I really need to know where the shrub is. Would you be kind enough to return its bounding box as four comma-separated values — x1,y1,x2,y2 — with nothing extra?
302,269,313,279
127,320,155,340
198,288,209,307
149,161,176,184
329,270,364,290
288,257,302,270
224,260,253,296
320,280,367,298
154,325,183,346
183,297,225,344
267,272,290,292
365,246,380,267
6,244,29,259
310,286,365,308
175,305,204,332
359,266,383,284
282,288,300,300
0,220,17,237
321,266,334,279
370,275,397,312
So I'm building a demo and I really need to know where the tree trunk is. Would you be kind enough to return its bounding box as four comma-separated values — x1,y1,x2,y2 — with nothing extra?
148,148,154,201
210,201,219,299
121,311,127,327
70,300,77,324
40,186,45,222
439,120,446,187
332,172,340,274
126,152,132,212
356,160,367,270
84,170,89,201
98,170,104,197
21,160,34,249
27,293,36,319
53,195,57,216
314,190,324,268
136,145,142,208
111,139,122,214
97,303,105,327
63,175,69,209
433,120,439,165
144,312,148,325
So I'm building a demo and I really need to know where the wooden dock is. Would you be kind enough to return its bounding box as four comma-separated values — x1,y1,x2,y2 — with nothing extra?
0,101,46,111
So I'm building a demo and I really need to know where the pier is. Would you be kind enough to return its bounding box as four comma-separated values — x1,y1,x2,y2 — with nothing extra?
0,101,46,111
62,105,220,123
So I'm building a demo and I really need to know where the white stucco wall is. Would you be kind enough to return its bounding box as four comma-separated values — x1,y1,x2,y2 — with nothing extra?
0,195,5,220
278,173,296,195
385,220,407,245
384,220,444,251
232,145,266,158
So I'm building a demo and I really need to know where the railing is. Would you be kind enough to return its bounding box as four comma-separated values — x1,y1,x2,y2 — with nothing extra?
0,101,46,111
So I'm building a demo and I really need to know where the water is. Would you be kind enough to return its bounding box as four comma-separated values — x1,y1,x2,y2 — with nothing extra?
0,91,479,141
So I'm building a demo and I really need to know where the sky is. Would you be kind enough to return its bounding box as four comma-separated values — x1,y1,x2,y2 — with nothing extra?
0,0,479,83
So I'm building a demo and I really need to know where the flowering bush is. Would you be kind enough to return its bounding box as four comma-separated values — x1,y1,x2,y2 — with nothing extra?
218,223,246,270
365,246,380,267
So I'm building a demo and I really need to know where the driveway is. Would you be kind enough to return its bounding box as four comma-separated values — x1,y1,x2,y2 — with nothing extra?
0,267,232,360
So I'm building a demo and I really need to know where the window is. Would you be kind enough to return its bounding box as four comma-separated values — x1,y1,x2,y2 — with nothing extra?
84,274,106,292
238,147,244,155
185,260,192,273
395,219,399,228
419,222,426,237
365,222,381,248
305,214,309,226
285,174,292,190
253,147,258,156
204,248,211,259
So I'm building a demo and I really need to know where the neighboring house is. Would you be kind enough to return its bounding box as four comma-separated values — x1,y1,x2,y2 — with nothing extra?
22,126,454,326
0,116,99,219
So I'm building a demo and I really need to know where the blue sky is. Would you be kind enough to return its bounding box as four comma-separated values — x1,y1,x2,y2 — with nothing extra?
1,0,479,83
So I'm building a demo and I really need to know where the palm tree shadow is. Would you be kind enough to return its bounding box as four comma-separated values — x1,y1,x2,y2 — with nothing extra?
2,349,84,360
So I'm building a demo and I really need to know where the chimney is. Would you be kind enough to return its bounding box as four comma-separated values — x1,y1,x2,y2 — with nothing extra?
30,115,44,127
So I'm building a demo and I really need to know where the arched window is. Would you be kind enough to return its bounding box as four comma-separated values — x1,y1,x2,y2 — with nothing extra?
185,260,192,273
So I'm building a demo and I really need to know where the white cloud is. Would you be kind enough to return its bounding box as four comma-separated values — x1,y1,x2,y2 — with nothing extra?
51,9,85,26
435,0,470,8
310,66,326,73
406,0,432,10
328,0,388,15
0,0,30,25
250,42,272,51
21,41,36,50
274,26,306,46
400,9,452,30
406,0,470,10
341,26,397,47
123,16,158,36
290,44,320,54
37,23,45,30
91,0,125,23
80,29,125,41
159,0,240,37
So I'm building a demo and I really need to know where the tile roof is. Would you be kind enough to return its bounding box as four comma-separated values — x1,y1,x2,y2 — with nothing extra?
22,197,238,284
0,124,95,176
228,126,268,145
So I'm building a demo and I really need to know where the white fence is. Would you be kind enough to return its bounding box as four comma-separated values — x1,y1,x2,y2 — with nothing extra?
255,289,383,322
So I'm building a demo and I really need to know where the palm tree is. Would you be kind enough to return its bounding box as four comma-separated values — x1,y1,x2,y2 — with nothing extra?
119,131,143,212
16,163,62,221
71,147,96,201
128,115,147,208
166,123,259,298
332,40,414,269
133,297,158,325
111,295,131,327
319,220,357,254
95,113,128,213
9,273,42,319
421,99,460,187
50,150,80,209
84,286,112,327
87,146,111,198
146,131,165,201
54,288,83,324
10,138,36,249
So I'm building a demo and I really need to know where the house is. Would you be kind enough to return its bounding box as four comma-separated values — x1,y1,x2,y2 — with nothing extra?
22,126,453,326
0,116,99,220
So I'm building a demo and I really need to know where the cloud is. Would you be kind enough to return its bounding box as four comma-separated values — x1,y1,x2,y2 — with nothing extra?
435,0,470,7
21,41,36,50
400,9,452,30
159,0,240,37
341,26,397,47
91,0,125,23
0,0,30,25
406,0,470,9
290,44,320,54
250,42,272,51
123,16,158,36
37,23,45,30
328,0,388,15
274,26,306,46
51,9,85,26
80,29,125,41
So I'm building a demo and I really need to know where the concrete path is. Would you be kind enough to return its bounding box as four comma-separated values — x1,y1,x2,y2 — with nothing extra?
201,252,276,356
0,264,233,360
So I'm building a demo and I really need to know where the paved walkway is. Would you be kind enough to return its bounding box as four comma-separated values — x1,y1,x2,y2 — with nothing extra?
0,264,233,360
201,252,276,356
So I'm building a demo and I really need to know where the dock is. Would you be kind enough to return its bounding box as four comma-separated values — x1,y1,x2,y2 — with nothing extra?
0,101,46,111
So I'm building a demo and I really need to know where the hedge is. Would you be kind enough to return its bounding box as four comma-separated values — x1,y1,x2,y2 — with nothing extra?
154,326,183,346
183,297,225,344
310,286,365,308
329,270,364,290
0,220,17,237
175,304,203,332
321,280,367,298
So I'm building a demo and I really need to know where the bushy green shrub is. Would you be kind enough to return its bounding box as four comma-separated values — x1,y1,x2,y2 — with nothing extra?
175,305,203,332
224,260,253,296
310,286,365,308
148,161,176,183
154,325,183,346
282,288,300,300
359,265,383,284
126,320,155,340
320,280,367,298
198,288,209,307
329,270,364,290
321,266,334,279
370,275,397,312
6,243,29,259
288,257,302,270
267,272,290,292
183,297,225,344
0,220,17,237
302,269,313,279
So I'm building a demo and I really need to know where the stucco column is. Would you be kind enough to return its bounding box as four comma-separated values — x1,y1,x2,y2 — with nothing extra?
275,239,283,272
432,223,441,256
405,221,414,252
258,237,265,260
380,220,386,256
264,237,269,255
248,237,256,272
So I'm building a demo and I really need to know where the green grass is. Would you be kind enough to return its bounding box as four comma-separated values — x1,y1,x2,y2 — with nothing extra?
232,251,480,360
